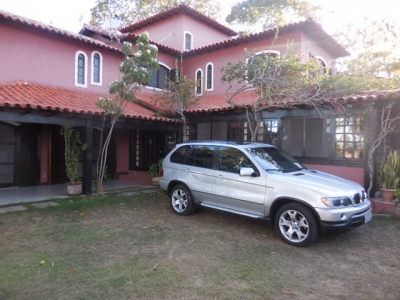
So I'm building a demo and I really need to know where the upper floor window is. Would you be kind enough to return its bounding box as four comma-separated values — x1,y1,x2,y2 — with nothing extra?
184,32,193,51
149,64,170,89
91,51,103,86
316,57,328,75
206,63,214,91
75,51,88,87
195,69,203,95
247,50,280,82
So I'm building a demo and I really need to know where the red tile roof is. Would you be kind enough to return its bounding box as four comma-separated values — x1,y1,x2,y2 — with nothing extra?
184,89,400,113
185,19,349,59
0,81,177,122
0,10,122,53
120,4,237,36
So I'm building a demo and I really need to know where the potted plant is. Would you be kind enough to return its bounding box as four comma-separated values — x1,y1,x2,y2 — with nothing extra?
379,149,400,202
148,158,163,186
60,124,87,196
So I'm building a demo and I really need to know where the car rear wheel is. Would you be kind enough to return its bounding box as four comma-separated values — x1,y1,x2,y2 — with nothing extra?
275,203,319,247
170,184,197,216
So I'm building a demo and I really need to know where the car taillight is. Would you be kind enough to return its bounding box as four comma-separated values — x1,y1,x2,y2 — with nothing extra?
160,169,164,177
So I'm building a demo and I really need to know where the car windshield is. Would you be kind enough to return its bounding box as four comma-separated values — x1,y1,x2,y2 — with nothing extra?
245,147,306,173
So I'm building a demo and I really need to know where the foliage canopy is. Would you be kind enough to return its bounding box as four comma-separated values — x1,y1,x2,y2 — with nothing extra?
90,0,223,28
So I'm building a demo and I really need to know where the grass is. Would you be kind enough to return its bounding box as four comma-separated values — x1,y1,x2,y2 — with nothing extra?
0,189,399,299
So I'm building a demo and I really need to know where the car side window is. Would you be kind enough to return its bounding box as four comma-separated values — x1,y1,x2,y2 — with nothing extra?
219,147,254,174
186,145,215,169
170,145,192,164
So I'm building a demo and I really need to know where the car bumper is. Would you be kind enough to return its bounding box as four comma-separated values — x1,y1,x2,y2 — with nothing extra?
315,201,372,233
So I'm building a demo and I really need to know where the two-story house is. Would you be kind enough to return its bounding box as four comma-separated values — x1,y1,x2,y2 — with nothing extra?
1,5,399,196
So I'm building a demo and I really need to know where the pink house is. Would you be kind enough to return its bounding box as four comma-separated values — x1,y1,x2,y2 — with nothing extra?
1,5,399,196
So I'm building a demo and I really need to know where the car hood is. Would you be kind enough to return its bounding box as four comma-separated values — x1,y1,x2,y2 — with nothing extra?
268,169,363,195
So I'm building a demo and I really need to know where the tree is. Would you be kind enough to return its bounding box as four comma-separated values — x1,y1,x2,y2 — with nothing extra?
90,0,223,29
220,47,359,141
96,32,159,194
331,17,400,90
153,61,199,142
225,0,320,31
366,103,400,196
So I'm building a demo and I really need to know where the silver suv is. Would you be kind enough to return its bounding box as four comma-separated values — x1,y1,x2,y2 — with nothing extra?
159,141,372,247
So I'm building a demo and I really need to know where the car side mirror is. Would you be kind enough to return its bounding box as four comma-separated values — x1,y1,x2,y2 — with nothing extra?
240,167,257,177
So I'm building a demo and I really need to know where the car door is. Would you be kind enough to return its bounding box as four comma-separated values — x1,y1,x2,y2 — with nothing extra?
213,146,267,216
182,145,217,203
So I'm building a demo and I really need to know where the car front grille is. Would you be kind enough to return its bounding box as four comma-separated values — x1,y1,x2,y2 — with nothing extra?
353,191,367,204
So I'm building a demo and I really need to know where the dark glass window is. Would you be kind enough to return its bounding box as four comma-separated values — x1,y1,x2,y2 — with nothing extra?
196,70,202,95
206,64,213,90
185,33,192,51
219,147,254,174
149,65,169,89
228,122,248,141
93,53,100,83
335,117,364,159
186,145,215,169
170,145,192,164
77,54,85,85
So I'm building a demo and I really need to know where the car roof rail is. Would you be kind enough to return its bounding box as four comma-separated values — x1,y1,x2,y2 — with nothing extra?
182,140,268,146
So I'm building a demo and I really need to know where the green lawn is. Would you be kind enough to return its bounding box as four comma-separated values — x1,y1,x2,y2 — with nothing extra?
0,189,399,300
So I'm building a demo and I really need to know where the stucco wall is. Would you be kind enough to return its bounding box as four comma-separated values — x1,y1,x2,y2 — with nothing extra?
132,14,231,51
0,20,122,93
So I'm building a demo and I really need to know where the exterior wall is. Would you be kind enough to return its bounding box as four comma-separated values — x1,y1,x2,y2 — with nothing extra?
304,164,365,186
0,20,122,93
182,31,306,95
132,14,231,51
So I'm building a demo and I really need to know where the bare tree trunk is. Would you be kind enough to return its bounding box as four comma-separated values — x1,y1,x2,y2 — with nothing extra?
367,104,400,196
246,108,261,142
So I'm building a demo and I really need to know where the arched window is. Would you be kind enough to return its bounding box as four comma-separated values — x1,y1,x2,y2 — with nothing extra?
75,51,88,87
206,63,214,91
184,31,193,51
148,63,170,89
91,51,103,86
246,50,280,82
195,69,203,95
316,57,328,75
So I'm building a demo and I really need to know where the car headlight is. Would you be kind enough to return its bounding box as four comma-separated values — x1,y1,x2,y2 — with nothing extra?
321,196,352,207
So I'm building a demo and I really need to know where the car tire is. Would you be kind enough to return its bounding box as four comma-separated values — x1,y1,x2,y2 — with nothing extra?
275,203,319,247
170,184,197,216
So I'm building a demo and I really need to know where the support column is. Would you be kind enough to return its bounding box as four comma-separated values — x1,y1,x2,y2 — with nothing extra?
82,120,93,195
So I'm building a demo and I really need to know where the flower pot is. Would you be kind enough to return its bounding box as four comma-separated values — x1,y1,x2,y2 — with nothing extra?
380,188,395,202
67,183,82,196
152,177,161,186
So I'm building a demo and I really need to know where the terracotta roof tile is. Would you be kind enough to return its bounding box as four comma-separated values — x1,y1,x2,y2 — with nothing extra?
185,90,400,113
0,10,122,53
120,4,237,36
0,81,177,122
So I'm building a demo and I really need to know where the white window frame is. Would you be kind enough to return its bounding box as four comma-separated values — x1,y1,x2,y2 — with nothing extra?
75,50,88,88
195,68,203,95
184,31,193,51
205,62,214,91
91,51,103,86
146,62,171,91
245,50,280,85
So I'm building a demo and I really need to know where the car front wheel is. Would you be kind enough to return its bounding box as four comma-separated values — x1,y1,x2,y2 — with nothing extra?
275,203,319,247
170,184,197,216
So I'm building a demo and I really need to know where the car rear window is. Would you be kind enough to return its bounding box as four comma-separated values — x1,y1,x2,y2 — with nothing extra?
170,145,192,164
